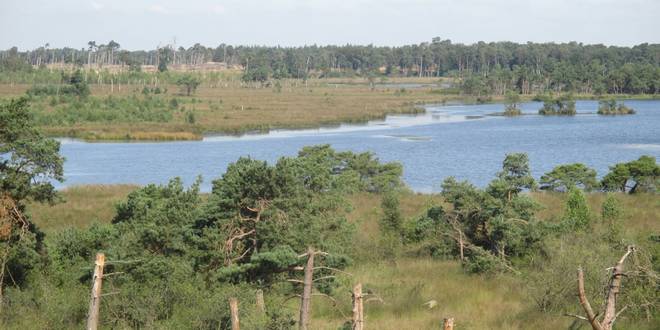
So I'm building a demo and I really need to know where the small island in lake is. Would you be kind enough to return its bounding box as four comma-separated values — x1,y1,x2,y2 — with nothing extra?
597,99,636,115
503,91,522,116
538,95,576,115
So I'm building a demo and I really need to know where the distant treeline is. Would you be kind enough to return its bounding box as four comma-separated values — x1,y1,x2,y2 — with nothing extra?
1,39,659,94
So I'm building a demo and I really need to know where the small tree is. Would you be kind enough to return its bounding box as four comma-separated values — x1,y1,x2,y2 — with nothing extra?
598,99,635,115
380,190,403,234
540,163,598,192
563,188,591,230
602,156,658,193
503,91,522,116
67,69,90,98
0,98,64,304
487,153,536,201
176,75,201,96
380,189,403,258
539,94,576,115
601,194,623,243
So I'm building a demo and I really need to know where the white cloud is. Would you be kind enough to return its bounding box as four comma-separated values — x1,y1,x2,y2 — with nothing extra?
211,4,226,14
147,4,169,14
90,1,104,11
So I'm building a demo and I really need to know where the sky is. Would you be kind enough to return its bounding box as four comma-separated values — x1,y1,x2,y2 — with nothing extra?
1,0,659,50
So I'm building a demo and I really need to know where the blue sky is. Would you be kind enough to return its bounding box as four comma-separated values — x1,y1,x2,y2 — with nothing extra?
1,0,659,50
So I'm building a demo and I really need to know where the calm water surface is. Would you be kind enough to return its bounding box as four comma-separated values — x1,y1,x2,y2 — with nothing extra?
59,100,660,192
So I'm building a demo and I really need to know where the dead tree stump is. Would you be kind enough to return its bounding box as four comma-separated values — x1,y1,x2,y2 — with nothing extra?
229,297,240,330
299,246,315,330
86,253,105,330
352,283,364,330
443,317,454,330
256,289,265,314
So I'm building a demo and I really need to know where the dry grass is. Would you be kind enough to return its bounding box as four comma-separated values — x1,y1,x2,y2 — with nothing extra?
531,191,660,234
310,258,566,330
27,185,136,233
1,80,454,140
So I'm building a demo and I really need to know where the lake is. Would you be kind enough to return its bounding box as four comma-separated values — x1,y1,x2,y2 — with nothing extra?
58,100,660,192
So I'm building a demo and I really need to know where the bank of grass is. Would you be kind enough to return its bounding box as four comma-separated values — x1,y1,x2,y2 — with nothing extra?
2,78,656,141
26,185,659,329
1,80,452,141
28,185,137,233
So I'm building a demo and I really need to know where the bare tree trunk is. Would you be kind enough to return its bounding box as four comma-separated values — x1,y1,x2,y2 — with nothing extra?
574,246,635,330
577,267,602,330
229,297,240,330
352,283,364,330
299,247,315,330
443,318,454,330
86,253,105,330
458,231,464,261
0,246,9,314
255,289,265,314
601,246,634,330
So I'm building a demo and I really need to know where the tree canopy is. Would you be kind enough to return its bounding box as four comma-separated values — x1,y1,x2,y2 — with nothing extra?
3,40,659,95
0,98,64,295
540,163,598,192
601,156,659,193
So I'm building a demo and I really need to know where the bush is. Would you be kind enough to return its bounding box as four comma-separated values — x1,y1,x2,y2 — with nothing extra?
562,187,592,230
598,99,635,115
538,94,576,115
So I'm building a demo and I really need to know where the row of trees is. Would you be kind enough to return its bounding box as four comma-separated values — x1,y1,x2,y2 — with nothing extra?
2,39,659,94
388,153,657,274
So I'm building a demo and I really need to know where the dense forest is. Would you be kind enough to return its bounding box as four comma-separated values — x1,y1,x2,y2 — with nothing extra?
2,39,659,95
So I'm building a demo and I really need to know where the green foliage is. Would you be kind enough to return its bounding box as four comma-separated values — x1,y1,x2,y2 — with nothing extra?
0,47,32,72
27,70,90,98
597,99,635,115
487,153,537,201
273,80,282,93
538,94,576,115
601,194,624,243
380,190,403,234
185,110,196,124
0,98,64,203
3,41,660,95
200,145,391,284
32,94,174,125
503,91,522,116
438,153,543,273
37,175,309,327
157,47,172,72
176,74,201,96
562,187,592,230
243,65,271,83
539,163,598,192
378,190,404,259
602,155,659,193
404,206,454,258
29,143,398,328
526,227,658,320
0,97,63,293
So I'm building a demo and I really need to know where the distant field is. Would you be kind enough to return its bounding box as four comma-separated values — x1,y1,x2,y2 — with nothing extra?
0,78,457,141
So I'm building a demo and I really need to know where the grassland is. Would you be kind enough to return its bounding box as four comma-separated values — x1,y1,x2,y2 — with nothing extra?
27,185,660,329
0,77,457,141
2,74,655,141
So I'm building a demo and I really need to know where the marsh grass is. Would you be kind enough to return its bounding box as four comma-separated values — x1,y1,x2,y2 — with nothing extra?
2,80,450,141
28,185,137,233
